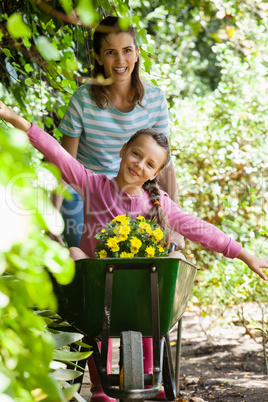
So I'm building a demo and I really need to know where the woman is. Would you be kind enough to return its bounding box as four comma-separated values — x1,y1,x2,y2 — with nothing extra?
56,15,184,250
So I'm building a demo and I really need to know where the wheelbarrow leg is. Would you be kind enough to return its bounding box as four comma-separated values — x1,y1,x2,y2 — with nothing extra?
161,318,183,400
175,317,183,395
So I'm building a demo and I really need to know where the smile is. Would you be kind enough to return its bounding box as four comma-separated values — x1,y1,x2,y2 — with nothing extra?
128,168,139,177
113,67,127,73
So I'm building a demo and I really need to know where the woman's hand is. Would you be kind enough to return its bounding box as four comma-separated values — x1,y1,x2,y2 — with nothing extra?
237,249,268,280
0,101,31,132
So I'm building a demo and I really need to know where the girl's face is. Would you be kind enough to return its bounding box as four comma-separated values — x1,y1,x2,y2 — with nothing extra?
94,32,139,84
117,135,167,194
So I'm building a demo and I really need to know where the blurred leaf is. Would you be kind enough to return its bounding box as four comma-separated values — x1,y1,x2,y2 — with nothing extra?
59,0,73,15
2,48,14,59
36,37,60,61
76,0,98,25
51,368,83,381
7,13,32,39
62,383,81,400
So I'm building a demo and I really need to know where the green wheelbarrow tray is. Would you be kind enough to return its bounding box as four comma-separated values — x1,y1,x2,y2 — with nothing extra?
54,257,197,338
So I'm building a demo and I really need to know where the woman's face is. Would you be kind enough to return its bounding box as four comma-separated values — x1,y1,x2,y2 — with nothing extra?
95,32,139,84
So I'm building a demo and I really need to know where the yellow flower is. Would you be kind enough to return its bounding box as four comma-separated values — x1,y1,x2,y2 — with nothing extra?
112,214,129,224
136,215,145,221
157,245,164,253
99,250,107,258
120,252,134,258
145,246,155,257
151,228,164,243
107,237,120,252
114,223,130,237
130,237,142,254
95,214,168,258
138,222,152,235
118,233,128,242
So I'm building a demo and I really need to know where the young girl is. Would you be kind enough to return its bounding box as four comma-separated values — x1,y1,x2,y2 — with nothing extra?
1,101,267,280
54,15,183,249
1,101,267,402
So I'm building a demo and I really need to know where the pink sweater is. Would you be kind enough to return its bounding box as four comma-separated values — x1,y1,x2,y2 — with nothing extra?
28,124,242,259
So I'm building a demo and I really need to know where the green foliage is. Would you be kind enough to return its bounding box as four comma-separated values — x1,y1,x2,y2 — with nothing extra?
0,124,78,400
129,0,268,323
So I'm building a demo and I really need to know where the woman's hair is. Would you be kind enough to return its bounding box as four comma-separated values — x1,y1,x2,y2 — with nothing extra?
126,128,171,246
90,15,144,109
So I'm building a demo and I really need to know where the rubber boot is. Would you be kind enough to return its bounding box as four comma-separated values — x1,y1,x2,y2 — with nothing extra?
143,337,166,400
88,339,116,402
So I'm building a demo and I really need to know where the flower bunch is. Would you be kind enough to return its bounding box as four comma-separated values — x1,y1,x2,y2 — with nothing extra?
94,214,169,258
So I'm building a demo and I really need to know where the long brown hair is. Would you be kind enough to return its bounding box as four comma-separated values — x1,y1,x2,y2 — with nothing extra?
126,129,171,246
90,15,144,109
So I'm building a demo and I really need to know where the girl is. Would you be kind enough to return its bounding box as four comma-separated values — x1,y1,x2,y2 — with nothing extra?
1,101,267,402
55,15,183,249
1,101,267,280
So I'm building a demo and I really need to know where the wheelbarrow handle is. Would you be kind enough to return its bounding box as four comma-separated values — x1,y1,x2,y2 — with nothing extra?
168,242,177,253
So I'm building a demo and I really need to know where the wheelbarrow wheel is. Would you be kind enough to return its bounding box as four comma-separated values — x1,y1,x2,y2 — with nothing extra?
119,331,144,402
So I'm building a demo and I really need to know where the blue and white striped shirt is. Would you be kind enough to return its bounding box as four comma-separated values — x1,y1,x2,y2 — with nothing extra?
58,81,170,178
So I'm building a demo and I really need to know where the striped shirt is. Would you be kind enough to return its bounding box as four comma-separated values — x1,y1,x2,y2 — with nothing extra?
58,81,170,177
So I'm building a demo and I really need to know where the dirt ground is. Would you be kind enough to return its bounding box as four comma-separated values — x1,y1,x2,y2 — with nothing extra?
174,307,268,402
80,305,268,402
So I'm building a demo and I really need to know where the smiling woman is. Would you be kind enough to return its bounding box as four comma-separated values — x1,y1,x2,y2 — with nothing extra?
94,32,139,99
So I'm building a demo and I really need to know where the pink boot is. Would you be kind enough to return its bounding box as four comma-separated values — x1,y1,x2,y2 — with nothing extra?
88,339,116,402
143,337,166,400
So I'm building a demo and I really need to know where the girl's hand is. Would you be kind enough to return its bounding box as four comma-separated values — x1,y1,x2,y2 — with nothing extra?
0,101,14,123
237,249,268,280
0,101,31,131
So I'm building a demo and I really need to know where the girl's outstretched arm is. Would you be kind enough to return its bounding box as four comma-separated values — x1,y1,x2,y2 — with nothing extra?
237,249,268,281
0,100,89,200
0,101,31,131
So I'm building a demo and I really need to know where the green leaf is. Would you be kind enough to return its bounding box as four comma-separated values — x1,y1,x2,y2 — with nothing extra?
36,36,60,60
2,48,14,59
75,340,92,348
59,0,73,15
62,383,81,400
53,349,92,362
24,63,34,73
52,331,85,348
7,13,32,39
25,78,33,86
118,17,130,31
51,368,83,381
76,0,98,25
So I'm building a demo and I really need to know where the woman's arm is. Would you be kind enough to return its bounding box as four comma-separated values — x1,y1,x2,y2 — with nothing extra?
158,159,179,203
50,135,80,245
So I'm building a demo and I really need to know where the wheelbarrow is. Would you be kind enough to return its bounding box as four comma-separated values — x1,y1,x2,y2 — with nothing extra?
53,257,197,400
